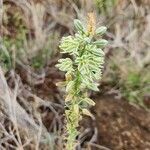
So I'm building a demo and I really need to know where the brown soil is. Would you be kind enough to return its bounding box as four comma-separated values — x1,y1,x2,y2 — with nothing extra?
17,66,150,150
91,95,150,150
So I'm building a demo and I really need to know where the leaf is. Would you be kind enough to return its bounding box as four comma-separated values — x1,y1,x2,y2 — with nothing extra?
74,104,79,115
93,70,102,80
87,82,99,91
65,72,73,81
56,81,66,87
74,19,85,33
91,48,105,57
93,39,108,48
56,58,73,72
92,56,104,64
65,94,73,102
59,36,79,54
66,81,74,92
83,98,95,106
82,109,95,119
95,26,107,35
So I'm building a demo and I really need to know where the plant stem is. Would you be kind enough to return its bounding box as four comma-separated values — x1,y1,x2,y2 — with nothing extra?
56,17,107,150
65,71,81,150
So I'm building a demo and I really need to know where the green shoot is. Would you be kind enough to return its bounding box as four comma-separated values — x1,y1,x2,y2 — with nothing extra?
56,13,108,150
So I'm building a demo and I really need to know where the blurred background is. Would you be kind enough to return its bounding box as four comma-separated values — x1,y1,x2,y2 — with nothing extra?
0,0,150,149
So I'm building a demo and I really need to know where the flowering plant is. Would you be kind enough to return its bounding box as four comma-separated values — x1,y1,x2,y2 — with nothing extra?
56,14,108,150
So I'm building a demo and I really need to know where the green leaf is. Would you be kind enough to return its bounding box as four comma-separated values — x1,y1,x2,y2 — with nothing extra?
91,48,105,57
74,19,85,33
86,45,105,57
95,26,107,35
74,104,79,115
56,58,73,72
59,36,79,54
87,82,99,91
93,70,102,80
93,39,108,48
83,98,95,106
92,56,104,65
66,81,74,92
82,109,94,119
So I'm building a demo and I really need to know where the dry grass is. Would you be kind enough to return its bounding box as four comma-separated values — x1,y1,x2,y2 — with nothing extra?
0,66,57,149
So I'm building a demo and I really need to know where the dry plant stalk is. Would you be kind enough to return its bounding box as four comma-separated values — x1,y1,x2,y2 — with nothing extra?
0,70,42,140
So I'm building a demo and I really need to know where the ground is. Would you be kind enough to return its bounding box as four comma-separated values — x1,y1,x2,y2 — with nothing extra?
93,95,150,150
18,65,150,150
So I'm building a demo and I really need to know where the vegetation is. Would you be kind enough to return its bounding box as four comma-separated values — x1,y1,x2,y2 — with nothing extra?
56,14,107,149
0,0,150,149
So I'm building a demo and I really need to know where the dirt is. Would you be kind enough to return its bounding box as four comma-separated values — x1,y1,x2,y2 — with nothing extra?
91,95,150,150
16,65,150,150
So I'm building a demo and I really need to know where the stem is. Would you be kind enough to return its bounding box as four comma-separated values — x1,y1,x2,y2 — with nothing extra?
65,39,87,150
65,71,81,150
57,18,107,150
